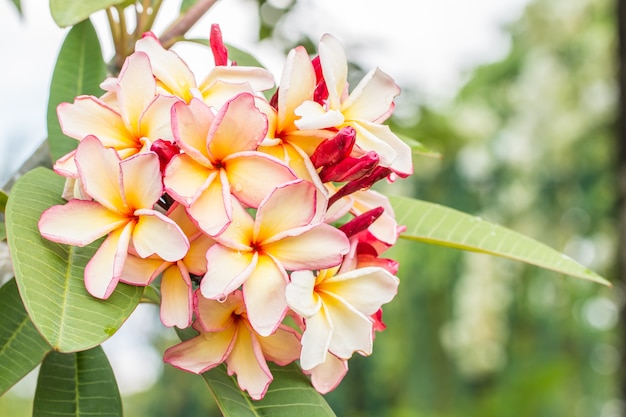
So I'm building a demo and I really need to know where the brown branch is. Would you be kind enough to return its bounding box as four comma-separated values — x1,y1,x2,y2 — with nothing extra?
159,0,219,49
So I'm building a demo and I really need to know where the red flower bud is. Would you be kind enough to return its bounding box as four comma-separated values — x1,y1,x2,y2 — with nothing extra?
151,140,180,173
319,151,379,182
329,166,392,206
210,24,229,66
310,127,356,168
339,206,384,238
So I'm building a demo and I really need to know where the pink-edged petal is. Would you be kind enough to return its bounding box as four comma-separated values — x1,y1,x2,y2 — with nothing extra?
342,68,400,122
84,221,134,299
187,170,232,236
75,136,127,213
57,97,134,148
164,154,215,206
119,254,169,285
160,262,193,328
258,325,301,365
352,190,398,245
200,244,257,300
120,152,162,209
321,291,374,359
286,270,322,318
242,254,288,337
183,234,215,275
223,152,297,208
351,121,413,176
199,80,255,110
225,321,273,400
163,326,236,374
39,200,128,246
171,99,214,164
254,180,317,243
138,95,180,142
299,306,333,370
199,66,275,96
294,101,344,130
195,290,240,332
263,223,349,271
132,209,189,261
318,34,348,110
320,266,399,316
282,129,335,156
166,203,199,237
277,46,316,132
116,52,157,136
208,93,267,160
211,196,254,250
134,33,197,102
307,353,348,394
53,150,78,178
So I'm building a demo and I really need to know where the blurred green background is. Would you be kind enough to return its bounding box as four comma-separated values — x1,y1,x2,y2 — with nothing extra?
1,0,622,415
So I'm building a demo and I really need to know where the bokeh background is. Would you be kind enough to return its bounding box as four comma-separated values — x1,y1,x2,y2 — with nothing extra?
0,0,623,416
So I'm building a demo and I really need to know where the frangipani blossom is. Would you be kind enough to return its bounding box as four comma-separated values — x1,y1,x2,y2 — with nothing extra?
285,263,399,372
38,136,189,299
164,290,301,400
294,34,413,177
201,180,350,336
55,51,179,177
164,93,297,236
120,203,214,328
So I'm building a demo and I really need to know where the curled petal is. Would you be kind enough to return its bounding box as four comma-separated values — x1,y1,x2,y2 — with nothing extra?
294,101,344,130
286,270,323,318
200,66,275,98
307,353,348,395
132,209,189,261
352,121,413,177
163,326,236,374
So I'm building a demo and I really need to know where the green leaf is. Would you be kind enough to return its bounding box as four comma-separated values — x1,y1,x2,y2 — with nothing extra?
49,0,126,27
177,328,337,417
9,0,21,15
0,223,5,241
398,133,443,159
47,19,107,163
5,167,142,352
0,190,8,213
0,279,51,395
33,347,122,417
390,194,611,286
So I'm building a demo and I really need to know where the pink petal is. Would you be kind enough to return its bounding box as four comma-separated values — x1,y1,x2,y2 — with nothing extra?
164,154,216,206
225,321,273,400
277,46,316,132
119,254,168,285
163,326,236,374
160,263,193,328
342,68,400,123
171,99,214,164
195,290,241,332
208,93,267,161
119,152,162,210
75,136,127,214
307,353,348,394
116,52,157,136
187,170,232,236
53,150,78,178
39,200,128,246
200,244,257,300
263,223,349,271
132,209,189,261
224,152,297,208
57,97,134,149
286,270,322,318
257,325,301,365
84,221,134,299
242,254,288,337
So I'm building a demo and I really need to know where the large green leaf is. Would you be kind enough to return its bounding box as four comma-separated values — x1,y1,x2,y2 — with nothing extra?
33,347,122,417
390,194,611,286
0,279,51,395
177,328,337,417
5,167,143,352
47,19,107,162
49,0,126,27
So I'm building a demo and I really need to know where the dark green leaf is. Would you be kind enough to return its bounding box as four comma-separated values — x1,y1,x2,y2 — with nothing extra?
0,190,8,213
47,19,107,163
5,167,143,352
390,194,611,286
33,347,122,417
0,279,51,395
176,328,337,417
49,0,126,27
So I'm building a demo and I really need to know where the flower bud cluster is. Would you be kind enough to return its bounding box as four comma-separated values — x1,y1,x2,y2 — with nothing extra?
38,25,412,399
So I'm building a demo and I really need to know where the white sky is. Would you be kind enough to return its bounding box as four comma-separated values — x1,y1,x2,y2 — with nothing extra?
0,0,530,395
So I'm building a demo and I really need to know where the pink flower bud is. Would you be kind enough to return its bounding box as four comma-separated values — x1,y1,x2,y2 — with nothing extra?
210,24,229,66
151,139,180,173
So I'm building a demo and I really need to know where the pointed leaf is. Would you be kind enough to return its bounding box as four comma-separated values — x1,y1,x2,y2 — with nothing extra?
9,0,22,15
0,279,51,396
5,167,142,352
49,0,126,27
390,195,610,286
33,347,122,417
47,19,107,163
177,328,337,417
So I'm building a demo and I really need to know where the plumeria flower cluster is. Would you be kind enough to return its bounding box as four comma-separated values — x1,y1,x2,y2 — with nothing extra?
38,24,412,399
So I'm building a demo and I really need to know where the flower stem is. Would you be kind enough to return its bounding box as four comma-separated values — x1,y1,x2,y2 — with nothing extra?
159,0,219,49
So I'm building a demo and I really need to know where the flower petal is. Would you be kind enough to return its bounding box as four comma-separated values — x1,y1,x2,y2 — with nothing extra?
257,325,301,365
318,34,348,110
120,152,162,209
321,291,374,359
39,200,128,246
307,353,348,394
277,46,316,132
116,52,157,136
160,263,193,328
200,66,275,96
299,307,333,370
84,221,134,299
263,223,349,271
187,170,232,236
294,101,344,130
200,244,257,300
352,120,413,176
164,154,215,206
119,254,168,286
195,290,241,332
184,234,215,275
163,326,236,374
342,68,400,123
138,95,180,142
286,270,322,318
242,254,288,337
171,98,214,164
132,209,189,261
